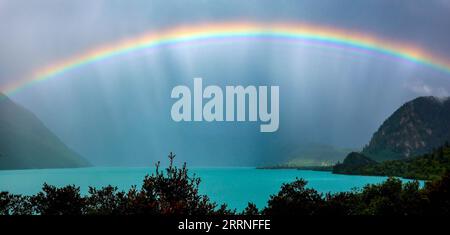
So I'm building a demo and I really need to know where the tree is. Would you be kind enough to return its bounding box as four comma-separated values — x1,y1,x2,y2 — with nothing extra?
136,152,218,215
3,153,450,216
242,202,259,215
31,184,85,215
321,192,360,215
85,185,128,215
424,170,450,215
263,179,324,215
0,192,32,215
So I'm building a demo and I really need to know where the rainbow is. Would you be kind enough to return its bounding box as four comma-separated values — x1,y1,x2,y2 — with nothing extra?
3,22,450,95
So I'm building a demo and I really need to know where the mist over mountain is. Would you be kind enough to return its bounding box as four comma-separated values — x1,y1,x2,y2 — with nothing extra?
0,93,90,170
362,96,450,161
263,143,355,167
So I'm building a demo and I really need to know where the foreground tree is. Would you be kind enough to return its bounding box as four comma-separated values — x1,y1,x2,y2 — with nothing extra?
424,170,450,215
84,185,128,215
0,192,32,215
320,192,361,215
128,152,221,215
358,178,427,215
242,202,259,215
2,153,450,216
31,184,85,215
263,179,324,215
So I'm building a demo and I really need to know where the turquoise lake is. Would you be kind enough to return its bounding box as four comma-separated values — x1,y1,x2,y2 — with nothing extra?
0,167,419,211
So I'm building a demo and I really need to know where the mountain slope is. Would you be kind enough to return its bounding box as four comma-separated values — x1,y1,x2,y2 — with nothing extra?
362,96,450,161
334,143,450,180
0,93,90,169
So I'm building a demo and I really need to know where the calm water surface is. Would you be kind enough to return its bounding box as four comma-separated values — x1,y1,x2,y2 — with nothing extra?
0,167,419,211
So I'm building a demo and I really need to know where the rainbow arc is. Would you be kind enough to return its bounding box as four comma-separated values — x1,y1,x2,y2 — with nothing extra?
3,22,450,95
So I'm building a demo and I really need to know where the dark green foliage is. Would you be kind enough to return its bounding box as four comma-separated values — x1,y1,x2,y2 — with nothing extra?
263,179,324,215
84,186,128,215
334,143,450,180
134,152,217,215
0,192,32,215
242,202,259,215
424,171,450,215
31,184,85,215
320,192,361,215
333,152,378,175
0,153,231,215
213,204,237,215
82,152,230,215
358,178,427,215
2,152,450,216
262,175,445,216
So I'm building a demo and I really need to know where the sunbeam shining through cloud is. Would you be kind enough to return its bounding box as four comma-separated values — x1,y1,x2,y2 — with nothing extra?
1,0,450,167
3,0,450,223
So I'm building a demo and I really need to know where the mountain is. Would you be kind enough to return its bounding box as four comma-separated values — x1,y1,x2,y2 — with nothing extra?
362,96,450,162
334,143,450,180
333,152,378,175
0,93,90,170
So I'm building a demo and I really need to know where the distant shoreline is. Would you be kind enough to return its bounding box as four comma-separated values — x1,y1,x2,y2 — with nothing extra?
256,166,433,182
256,165,333,171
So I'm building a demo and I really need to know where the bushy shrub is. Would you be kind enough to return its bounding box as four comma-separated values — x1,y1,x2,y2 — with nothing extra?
0,153,232,215
30,184,85,215
263,179,324,215
1,153,450,216
0,191,32,215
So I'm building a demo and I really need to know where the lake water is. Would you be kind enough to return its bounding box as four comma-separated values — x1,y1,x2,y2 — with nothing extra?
0,167,419,211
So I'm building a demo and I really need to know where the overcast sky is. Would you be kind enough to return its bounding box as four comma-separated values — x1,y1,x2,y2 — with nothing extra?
1,0,450,86
1,0,450,166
